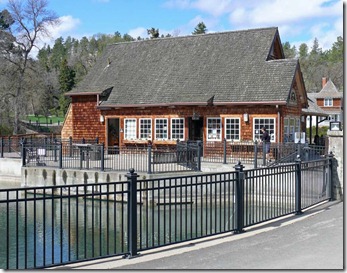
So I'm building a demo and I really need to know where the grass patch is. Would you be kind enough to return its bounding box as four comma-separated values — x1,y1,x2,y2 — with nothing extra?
26,115,64,124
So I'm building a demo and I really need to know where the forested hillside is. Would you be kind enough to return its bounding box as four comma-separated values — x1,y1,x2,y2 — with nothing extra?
0,2,343,135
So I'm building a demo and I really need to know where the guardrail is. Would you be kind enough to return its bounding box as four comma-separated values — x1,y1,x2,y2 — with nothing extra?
0,155,333,269
21,141,201,174
1,136,327,172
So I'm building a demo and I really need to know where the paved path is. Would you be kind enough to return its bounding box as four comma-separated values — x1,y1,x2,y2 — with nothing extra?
55,200,344,270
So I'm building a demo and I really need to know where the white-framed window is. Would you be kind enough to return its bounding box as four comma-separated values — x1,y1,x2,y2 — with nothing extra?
225,118,240,141
155,118,168,140
139,118,152,140
171,118,185,141
283,117,300,142
324,98,333,106
253,118,275,142
124,118,137,139
207,117,222,141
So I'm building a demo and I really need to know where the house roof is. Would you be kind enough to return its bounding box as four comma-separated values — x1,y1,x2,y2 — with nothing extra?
67,27,302,107
310,79,343,99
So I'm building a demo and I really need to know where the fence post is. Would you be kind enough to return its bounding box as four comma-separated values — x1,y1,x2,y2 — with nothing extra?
8,136,11,153
295,156,302,215
59,142,63,169
0,137,3,158
327,152,334,201
124,168,139,258
44,137,48,151
254,140,258,169
223,138,227,164
186,141,189,167
54,138,58,162
101,143,105,171
197,140,202,171
147,143,152,174
69,136,73,157
79,147,83,170
262,141,266,166
234,161,245,234
304,143,309,161
21,139,26,167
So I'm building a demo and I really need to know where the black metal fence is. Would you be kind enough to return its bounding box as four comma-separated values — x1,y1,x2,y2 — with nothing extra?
203,139,327,167
21,140,201,174
1,135,327,172
0,155,333,269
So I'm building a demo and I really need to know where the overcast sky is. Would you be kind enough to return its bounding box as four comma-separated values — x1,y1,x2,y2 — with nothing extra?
0,0,343,52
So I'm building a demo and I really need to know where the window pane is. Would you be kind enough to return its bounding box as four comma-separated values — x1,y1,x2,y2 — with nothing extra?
125,119,137,139
253,118,275,142
140,119,152,139
207,118,221,141
225,118,240,141
171,118,184,140
155,119,168,140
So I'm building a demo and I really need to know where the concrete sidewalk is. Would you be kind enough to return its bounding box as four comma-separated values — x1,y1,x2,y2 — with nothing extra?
54,200,344,270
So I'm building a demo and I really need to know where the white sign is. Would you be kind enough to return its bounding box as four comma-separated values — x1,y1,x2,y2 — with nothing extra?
294,132,305,143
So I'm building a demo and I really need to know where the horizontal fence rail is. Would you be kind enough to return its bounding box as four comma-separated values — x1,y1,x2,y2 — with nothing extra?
0,156,333,269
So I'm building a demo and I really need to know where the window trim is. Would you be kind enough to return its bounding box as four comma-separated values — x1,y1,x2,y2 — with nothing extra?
324,98,333,107
139,118,152,140
170,118,185,141
253,117,276,142
224,117,241,142
206,117,222,141
124,118,137,140
154,118,169,140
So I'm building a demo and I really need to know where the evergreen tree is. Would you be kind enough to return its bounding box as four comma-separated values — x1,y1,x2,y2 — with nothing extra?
327,36,343,63
147,27,159,39
298,43,309,59
282,42,297,58
192,22,207,35
51,37,67,70
58,59,75,116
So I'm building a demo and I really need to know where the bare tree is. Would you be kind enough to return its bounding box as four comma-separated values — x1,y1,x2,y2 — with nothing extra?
1,0,60,134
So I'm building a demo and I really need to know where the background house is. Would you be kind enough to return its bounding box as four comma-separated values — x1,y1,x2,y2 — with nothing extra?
62,27,310,149
306,77,343,128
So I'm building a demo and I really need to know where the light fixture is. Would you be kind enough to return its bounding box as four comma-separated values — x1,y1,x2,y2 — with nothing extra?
100,115,105,123
243,113,249,122
330,121,341,131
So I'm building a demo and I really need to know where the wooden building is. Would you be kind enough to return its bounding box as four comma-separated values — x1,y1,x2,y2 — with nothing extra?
62,27,310,148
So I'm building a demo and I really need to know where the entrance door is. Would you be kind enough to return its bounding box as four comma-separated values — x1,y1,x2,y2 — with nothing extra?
188,117,204,141
107,118,120,147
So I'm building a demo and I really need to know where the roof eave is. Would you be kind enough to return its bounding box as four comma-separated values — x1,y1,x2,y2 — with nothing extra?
97,101,287,109
65,91,102,97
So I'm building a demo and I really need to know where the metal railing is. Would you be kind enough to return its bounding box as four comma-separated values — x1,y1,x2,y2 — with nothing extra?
2,135,328,173
0,155,333,269
21,141,200,174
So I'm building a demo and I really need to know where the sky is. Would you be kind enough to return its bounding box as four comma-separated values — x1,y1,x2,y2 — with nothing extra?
0,0,344,52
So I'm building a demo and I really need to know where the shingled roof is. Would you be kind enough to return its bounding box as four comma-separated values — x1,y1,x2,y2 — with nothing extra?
310,79,342,99
67,27,301,107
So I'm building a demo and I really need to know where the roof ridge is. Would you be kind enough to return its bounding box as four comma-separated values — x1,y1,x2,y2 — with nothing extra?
106,26,278,47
